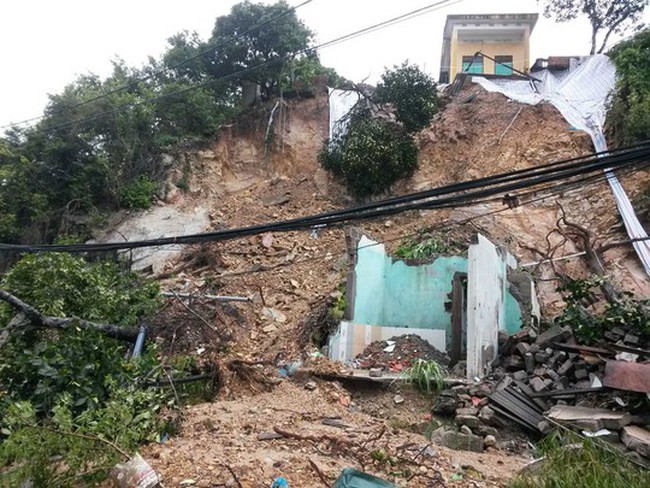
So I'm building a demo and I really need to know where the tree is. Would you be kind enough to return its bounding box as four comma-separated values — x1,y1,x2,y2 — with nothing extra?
543,0,649,54
207,0,314,99
319,112,419,198
374,62,438,133
607,28,650,145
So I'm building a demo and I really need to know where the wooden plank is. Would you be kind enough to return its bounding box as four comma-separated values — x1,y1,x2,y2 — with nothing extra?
603,361,650,393
501,387,542,415
552,342,613,356
490,391,542,429
515,381,549,411
529,387,608,398
489,403,539,432
609,343,650,358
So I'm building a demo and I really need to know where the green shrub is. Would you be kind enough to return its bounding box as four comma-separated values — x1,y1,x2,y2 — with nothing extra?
402,359,445,394
553,276,649,344
119,176,158,210
319,113,418,198
510,433,650,488
608,29,650,145
0,253,171,485
394,231,464,260
375,62,438,133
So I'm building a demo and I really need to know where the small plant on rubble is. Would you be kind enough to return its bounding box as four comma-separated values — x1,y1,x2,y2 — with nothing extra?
553,276,649,344
394,230,464,260
403,359,445,394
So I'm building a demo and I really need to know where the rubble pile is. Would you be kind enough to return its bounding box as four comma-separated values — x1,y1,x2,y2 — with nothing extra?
354,334,451,371
431,323,650,459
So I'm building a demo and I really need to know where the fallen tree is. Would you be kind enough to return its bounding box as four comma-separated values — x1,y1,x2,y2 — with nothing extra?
0,288,140,345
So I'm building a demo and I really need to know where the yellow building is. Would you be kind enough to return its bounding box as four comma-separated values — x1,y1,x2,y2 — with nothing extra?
439,13,538,83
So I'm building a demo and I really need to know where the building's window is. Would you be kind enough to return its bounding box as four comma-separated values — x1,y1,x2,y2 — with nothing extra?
462,55,483,74
495,55,513,75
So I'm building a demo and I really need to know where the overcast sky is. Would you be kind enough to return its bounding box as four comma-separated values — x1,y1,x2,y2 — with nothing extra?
1,0,648,129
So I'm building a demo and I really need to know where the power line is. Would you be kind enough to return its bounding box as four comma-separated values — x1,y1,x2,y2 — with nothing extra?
0,0,315,130
1,144,646,253
214,162,648,280
23,0,461,135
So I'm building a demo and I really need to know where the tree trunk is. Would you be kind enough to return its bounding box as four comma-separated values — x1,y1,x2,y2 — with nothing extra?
0,289,140,342
590,25,598,55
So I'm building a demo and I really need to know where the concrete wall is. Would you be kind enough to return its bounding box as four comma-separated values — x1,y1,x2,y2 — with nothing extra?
350,235,523,350
466,234,510,379
451,41,528,79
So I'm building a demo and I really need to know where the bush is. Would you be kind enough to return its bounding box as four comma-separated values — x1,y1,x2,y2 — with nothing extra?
119,175,158,210
553,276,649,344
0,253,170,485
375,62,438,133
319,113,418,198
608,29,650,145
510,433,650,488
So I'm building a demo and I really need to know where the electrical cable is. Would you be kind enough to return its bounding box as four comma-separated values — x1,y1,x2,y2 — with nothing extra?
25,0,461,135
0,145,646,253
213,162,648,279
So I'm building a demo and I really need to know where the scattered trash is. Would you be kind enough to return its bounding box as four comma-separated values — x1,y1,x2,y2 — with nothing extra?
333,468,396,487
110,454,160,488
271,477,289,488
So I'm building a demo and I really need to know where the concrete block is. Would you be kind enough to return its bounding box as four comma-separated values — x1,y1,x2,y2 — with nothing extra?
456,415,480,429
621,426,650,458
525,353,535,372
535,325,572,347
530,377,548,392
440,431,484,453
547,405,632,431
557,359,574,376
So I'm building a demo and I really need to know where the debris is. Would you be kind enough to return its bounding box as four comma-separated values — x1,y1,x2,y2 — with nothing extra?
368,367,383,378
460,425,473,435
110,454,160,488
261,307,287,323
603,360,650,393
333,468,396,487
489,385,544,432
484,434,497,447
271,477,289,488
305,380,317,391
393,394,405,405
432,429,484,453
621,425,650,458
546,405,632,431
432,391,457,416
535,326,572,347
258,432,285,441
456,415,480,429
354,334,450,371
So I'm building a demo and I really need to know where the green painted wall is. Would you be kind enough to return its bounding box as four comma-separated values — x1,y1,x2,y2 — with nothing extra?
351,237,522,340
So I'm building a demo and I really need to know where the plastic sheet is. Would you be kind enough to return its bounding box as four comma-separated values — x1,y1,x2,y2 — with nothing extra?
472,55,650,275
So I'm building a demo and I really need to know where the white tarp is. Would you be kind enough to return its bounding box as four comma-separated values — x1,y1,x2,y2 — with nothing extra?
328,87,360,142
473,55,650,275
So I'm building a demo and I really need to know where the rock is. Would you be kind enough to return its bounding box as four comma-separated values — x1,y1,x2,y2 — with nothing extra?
456,415,480,429
456,406,479,417
393,394,405,405
258,432,285,440
529,343,541,354
477,425,498,437
262,324,278,333
557,359,574,376
623,334,640,346
574,368,589,380
524,353,535,373
534,352,549,364
484,435,497,447
460,425,473,435
516,342,531,356
504,355,525,371
478,405,496,424
419,466,428,474
621,426,650,458
547,405,632,431
368,368,383,378
439,431,484,453
305,381,317,391
535,325,572,347
530,377,548,392
261,307,287,323
432,392,458,416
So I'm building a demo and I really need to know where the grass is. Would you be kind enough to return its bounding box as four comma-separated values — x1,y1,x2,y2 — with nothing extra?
510,433,650,488
402,359,445,394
